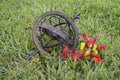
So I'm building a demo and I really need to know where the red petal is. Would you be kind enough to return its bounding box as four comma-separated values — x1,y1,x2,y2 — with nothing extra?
85,43,90,49
98,44,105,50
59,53,69,58
89,39,96,45
82,32,90,42
94,55,101,64
70,49,76,53
71,50,80,60
71,54,80,60
80,51,84,57
62,45,69,52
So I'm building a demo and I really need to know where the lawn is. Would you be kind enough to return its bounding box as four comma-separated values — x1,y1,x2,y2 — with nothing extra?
0,0,120,80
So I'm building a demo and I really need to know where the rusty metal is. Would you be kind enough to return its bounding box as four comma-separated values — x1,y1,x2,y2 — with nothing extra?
25,11,80,60
40,23,72,45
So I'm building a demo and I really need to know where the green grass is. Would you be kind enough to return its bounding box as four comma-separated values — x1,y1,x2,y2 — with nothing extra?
0,0,120,80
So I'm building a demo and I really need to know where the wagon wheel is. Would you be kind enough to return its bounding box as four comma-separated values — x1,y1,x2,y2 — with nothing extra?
32,11,78,54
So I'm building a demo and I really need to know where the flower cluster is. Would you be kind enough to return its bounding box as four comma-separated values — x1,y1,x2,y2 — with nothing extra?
59,32,105,64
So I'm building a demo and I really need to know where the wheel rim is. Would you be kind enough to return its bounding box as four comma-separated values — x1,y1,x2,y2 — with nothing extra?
32,11,78,54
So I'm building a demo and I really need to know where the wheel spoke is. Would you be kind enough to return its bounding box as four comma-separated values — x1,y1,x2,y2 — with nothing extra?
42,37,53,47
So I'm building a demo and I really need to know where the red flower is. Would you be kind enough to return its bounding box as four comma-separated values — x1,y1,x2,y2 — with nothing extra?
69,49,80,60
59,53,69,58
80,51,84,57
82,32,90,42
71,52,80,60
85,43,90,49
94,55,101,64
62,45,69,52
89,39,96,45
98,44,105,50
